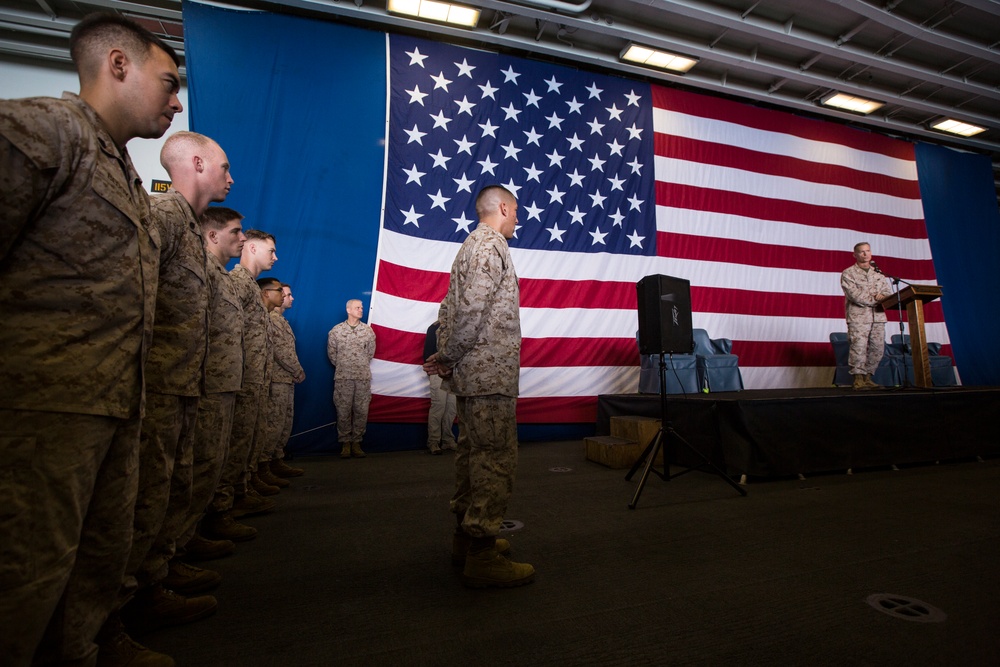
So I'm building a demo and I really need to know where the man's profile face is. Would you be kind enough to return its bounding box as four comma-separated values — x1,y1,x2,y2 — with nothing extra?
221,220,245,259
282,286,293,310
347,301,363,320
121,45,183,140
262,284,284,310
205,144,234,203
256,239,277,271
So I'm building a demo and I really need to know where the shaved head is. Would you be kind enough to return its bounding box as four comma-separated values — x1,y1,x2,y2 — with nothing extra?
70,13,179,85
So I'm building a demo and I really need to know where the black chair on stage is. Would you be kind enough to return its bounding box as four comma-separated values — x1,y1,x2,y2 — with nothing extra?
886,334,958,387
692,328,743,392
639,328,743,394
638,332,698,394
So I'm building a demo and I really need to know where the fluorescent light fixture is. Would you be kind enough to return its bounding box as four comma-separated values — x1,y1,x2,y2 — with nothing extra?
819,92,884,115
930,118,986,137
620,43,698,74
387,0,481,27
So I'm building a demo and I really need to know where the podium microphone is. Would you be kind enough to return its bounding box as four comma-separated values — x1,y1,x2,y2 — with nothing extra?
870,260,884,275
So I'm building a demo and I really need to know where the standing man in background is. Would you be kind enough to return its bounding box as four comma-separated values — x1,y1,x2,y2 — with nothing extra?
841,241,892,390
327,299,376,459
424,320,458,455
261,283,307,479
0,13,182,666
423,185,534,589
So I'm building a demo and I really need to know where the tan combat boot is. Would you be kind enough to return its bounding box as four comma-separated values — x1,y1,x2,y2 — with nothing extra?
452,531,511,566
250,471,280,496
201,511,257,542
340,442,352,459
271,458,304,477
121,584,217,635
462,546,535,588
351,441,367,458
96,614,175,667
257,464,290,488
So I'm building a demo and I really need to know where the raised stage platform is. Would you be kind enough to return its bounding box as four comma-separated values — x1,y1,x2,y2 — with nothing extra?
597,386,1000,479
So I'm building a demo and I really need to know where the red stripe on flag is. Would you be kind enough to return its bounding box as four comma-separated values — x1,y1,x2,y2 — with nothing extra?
520,277,635,309
656,183,929,238
521,337,638,368
375,260,449,303
732,341,835,367
655,133,921,199
658,231,939,279
652,86,916,160
372,324,640,368
369,394,598,423
372,325,426,365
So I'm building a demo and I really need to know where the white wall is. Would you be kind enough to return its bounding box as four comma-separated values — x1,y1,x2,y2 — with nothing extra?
1,55,190,188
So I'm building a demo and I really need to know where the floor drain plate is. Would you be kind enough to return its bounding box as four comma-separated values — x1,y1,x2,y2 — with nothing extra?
549,466,573,472
500,519,524,532
866,594,947,623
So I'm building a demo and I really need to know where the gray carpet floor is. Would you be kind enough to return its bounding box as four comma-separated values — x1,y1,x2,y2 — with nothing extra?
148,441,1000,666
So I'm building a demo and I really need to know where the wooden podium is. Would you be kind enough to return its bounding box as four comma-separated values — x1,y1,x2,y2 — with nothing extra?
879,284,943,388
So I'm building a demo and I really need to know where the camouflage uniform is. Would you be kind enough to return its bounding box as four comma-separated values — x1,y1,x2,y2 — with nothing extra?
179,253,243,550
0,94,156,665
123,191,209,597
841,263,891,376
211,264,271,511
436,223,521,539
326,321,376,444
260,310,303,463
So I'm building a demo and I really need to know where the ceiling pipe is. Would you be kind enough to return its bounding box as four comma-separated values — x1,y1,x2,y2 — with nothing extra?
504,0,592,14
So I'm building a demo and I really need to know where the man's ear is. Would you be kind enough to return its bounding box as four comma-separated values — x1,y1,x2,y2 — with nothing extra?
109,48,128,81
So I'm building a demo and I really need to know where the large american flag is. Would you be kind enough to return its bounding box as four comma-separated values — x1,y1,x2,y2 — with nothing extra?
367,34,951,423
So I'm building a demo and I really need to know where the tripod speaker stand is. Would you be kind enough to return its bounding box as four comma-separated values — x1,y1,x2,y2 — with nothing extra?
627,274,747,509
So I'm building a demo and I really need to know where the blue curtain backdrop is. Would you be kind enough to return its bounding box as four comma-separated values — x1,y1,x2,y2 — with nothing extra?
183,1,388,453
183,1,1000,454
915,143,1000,386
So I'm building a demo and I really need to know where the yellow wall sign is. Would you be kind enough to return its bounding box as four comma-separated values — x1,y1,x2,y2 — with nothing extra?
151,180,172,193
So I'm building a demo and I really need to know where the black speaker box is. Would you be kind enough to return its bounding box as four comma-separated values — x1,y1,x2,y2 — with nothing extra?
636,274,694,355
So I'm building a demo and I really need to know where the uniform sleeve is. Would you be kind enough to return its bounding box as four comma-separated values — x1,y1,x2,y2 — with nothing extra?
0,138,54,262
437,239,505,367
367,326,376,362
272,315,304,376
149,195,186,265
326,327,338,365
841,269,881,307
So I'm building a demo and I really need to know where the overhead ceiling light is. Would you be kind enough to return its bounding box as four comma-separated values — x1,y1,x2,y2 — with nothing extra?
929,118,986,137
819,92,884,115
387,0,481,28
620,43,698,74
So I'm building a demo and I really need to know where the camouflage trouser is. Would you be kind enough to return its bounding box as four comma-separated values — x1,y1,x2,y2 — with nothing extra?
0,408,139,667
848,321,885,375
333,378,371,444
125,392,199,596
212,381,265,512
258,382,294,464
450,395,518,539
177,391,235,554
427,374,457,447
